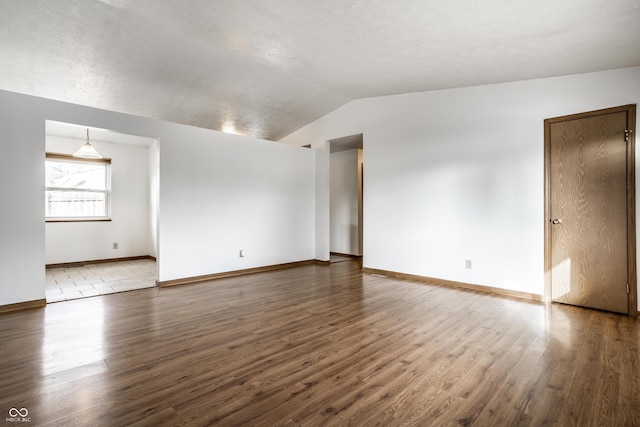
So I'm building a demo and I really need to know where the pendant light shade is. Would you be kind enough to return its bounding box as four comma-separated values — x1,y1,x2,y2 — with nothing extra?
73,128,102,159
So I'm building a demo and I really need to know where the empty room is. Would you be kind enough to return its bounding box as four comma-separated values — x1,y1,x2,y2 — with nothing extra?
0,1,639,425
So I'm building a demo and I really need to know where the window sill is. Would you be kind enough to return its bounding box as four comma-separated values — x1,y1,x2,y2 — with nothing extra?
46,218,112,223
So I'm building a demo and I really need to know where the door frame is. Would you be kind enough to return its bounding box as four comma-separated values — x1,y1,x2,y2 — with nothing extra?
544,104,637,316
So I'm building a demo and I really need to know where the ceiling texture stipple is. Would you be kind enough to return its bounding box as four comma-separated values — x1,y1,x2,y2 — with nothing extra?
1,0,640,141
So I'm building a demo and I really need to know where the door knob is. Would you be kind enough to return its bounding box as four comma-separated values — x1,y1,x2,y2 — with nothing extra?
551,219,562,224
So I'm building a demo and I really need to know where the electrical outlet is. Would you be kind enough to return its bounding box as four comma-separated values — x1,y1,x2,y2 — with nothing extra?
113,242,118,250
465,259,472,269
239,249,245,258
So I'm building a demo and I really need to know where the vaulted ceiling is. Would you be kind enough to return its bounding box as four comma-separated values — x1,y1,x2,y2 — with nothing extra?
1,0,639,141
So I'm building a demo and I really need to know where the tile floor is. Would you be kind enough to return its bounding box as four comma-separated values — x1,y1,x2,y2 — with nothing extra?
46,259,157,303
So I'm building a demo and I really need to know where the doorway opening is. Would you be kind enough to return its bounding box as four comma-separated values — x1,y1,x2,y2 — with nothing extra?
328,134,364,266
44,121,160,303
544,105,637,315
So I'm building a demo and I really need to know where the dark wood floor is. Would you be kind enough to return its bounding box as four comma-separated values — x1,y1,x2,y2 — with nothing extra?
1,261,638,426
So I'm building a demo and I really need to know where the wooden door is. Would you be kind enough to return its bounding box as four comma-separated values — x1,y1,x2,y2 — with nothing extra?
545,105,636,314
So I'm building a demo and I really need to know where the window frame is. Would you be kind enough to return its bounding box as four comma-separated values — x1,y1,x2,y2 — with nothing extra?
45,153,112,222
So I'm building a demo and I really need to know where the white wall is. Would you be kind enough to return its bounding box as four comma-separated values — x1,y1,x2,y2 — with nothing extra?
282,66,640,308
315,147,330,261
45,135,151,264
330,149,361,255
148,140,159,258
158,126,315,281
0,94,45,306
0,89,315,306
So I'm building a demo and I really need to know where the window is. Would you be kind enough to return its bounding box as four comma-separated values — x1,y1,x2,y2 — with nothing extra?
45,154,111,221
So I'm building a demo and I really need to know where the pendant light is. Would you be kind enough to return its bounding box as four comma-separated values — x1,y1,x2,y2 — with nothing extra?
73,128,102,159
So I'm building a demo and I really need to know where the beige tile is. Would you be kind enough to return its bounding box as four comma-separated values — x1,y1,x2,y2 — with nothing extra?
64,271,85,278
136,280,157,287
46,294,66,303
62,290,83,300
103,280,123,287
110,284,137,292
64,283,96,291
80,289,101,297
59,284,81,291
73,278,105,286
93,282,115,291
104,274,129,280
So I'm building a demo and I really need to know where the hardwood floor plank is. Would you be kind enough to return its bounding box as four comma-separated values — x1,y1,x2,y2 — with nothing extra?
617,340,640,424
0,261,638,426
518,365,573,425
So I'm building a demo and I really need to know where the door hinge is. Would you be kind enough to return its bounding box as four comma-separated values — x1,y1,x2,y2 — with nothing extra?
627,283,630,294
625,129,633,142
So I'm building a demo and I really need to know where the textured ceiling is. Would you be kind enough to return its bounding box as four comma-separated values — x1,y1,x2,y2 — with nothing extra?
46,120,156,147
1,0,639,141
